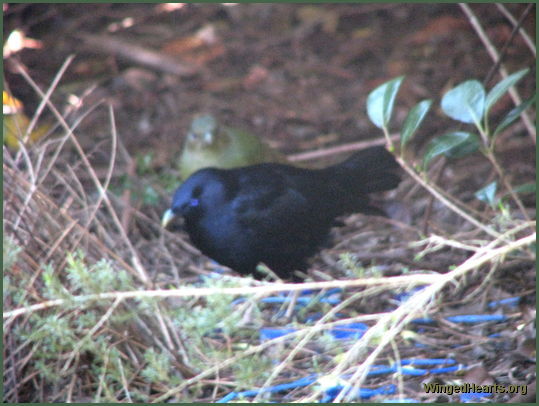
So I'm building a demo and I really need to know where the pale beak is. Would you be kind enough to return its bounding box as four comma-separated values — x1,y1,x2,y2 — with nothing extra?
161,209,176,228
202,130,214,145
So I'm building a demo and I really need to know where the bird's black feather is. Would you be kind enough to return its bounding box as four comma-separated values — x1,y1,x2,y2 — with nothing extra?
164,145,401,280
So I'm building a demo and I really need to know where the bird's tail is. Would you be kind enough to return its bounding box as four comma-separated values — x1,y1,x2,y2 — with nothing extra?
330,145,401,194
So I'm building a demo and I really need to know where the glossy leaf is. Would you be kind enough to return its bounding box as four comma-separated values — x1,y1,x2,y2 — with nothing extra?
423,131,480,168
441,80,485,124
497,182,536,208
475,181,497,207
485,68,529,113
500,182,536,202
367,76,405,129
493,96,535,137
401,99,432,148
511,182,536,195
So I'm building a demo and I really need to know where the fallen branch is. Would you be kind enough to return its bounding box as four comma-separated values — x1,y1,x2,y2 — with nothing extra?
4,274,439,321
77,33,198,76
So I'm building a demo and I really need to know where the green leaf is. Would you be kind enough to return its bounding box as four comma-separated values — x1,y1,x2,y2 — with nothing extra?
441,80,485,124
485,68,529,113
401,99,432,148
500,182,536,202
423,131,480,168
366,76,405,129
142,185,160,206
493,96,535,137
511,182,536,195
475,181,497,207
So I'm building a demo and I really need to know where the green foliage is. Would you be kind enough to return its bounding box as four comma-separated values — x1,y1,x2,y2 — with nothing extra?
441,80,485,126
42,263,72,300
113,174,161,207
485,68,529,113
366,76,405,131
489,181,536,210
368,69,532,166
111,151,178,207
3,236,23,306
5,250,149,402
141,348,181,385
338,252,363,276
493,96,535,138
232,355,273,388
366,76,431,153
474,181,498,208
174,277,252,341
39,251,134,306
338,253,382,278
3,235,22,272
401,99,432,148
65,250,133,294
365,70,532,219
18,268,276,400
432,70,531,162
423,131,480,168
25,313,77,354
136,151,155,176
508,182,536,196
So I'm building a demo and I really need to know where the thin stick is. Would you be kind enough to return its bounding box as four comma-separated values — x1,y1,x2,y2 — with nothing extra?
396,156,503,240
10,56,75,230
61,297,123,373
3,165,139,280
313,231,535,402
459,3,536,143
483,4,535,87
495,4,535,56
253,287,383,402
287,134,400,162
155,311,397,403
16,64,152,286
3,274,441,320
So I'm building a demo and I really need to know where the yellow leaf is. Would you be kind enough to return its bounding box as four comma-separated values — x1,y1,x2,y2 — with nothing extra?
3,91,51,150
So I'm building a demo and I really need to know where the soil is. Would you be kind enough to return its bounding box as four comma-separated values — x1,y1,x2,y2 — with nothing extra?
3,3,536,403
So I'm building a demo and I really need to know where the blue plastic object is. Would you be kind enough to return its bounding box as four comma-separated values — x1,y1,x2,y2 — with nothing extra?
321,383,396,402
216,374,317,402
259,327,297,341
460,391,493,402
412,314,507,324
329,323,368,339
487,296,520,308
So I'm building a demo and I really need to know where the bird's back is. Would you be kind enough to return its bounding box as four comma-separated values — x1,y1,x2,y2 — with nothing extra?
173,146,400,280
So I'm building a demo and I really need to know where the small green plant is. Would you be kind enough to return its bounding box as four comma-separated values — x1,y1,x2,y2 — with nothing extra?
426,68,532,168
174,276,255,341
337,253,369,278
5,250,155,401
111,151,181,207
232,355,273,388
365,69,534,216
3,235,22,273
3,236,23,306
142,347,182,385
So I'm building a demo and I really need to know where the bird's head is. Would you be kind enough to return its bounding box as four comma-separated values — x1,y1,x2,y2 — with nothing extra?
186,114,221,148
162,168,228,228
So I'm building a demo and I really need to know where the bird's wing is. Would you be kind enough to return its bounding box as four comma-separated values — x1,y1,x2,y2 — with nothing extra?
230,166,314,236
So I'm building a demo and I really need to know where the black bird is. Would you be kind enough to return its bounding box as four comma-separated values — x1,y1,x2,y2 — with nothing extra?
162,146,400,281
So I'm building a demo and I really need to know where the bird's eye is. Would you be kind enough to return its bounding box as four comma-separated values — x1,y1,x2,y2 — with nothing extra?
192,186,202,197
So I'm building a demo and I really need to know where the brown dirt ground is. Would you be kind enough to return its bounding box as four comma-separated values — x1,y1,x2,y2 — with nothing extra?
3,3,536,403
